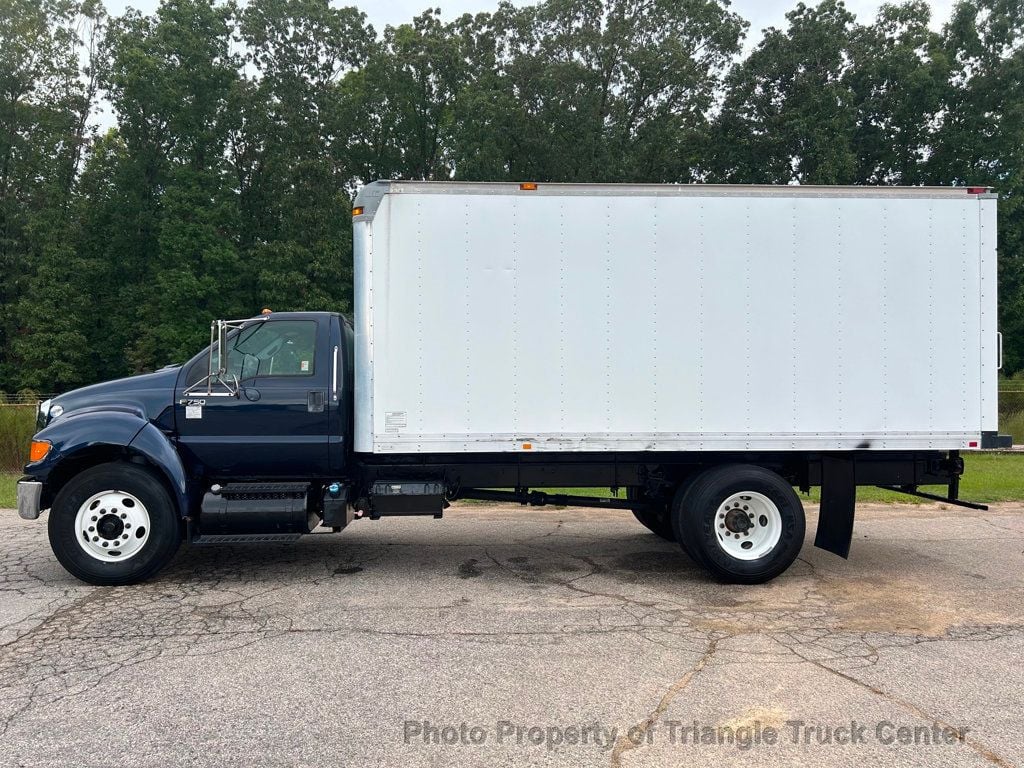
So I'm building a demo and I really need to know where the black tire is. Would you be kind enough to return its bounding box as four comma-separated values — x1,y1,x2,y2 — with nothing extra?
630,507,676,541
669,481,707,566
672,465,805,584
48,462,182,586
627,487,675,541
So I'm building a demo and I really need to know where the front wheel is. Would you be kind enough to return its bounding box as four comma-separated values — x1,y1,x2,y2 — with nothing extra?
672,465,805,584
48,462,182,585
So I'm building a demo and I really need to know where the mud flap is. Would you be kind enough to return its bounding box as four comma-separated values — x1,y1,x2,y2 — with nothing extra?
815,456,856,558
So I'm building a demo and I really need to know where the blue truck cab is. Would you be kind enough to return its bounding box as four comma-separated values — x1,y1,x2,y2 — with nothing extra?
18,311,355,584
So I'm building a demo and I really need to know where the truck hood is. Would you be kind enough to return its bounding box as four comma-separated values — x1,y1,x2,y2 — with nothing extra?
45,367,181,431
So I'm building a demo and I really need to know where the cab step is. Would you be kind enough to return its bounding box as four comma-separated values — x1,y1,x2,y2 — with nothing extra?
191,532,303,545
210,482,311,498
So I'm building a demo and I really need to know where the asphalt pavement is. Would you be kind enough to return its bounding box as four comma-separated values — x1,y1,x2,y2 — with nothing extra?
1,501,1022,767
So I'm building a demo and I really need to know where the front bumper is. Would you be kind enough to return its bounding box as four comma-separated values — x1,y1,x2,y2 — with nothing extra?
17,480,43,520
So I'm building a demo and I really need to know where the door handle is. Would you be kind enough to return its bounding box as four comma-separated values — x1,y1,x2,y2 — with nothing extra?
308,390,326,413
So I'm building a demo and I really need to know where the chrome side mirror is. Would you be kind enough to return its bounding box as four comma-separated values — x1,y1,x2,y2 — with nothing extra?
185,317,267,397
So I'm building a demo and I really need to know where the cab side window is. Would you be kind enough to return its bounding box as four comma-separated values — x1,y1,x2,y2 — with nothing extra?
226,320,317,380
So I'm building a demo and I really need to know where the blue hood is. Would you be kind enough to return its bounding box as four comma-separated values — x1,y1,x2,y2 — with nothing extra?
46,367,181,431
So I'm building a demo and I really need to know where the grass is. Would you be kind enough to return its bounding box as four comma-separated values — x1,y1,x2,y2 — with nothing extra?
0,404,35,472
999,410,1024,447
1,473,18,508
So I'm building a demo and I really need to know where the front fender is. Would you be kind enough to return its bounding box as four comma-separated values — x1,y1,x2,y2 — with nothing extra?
128,422,190,517
27,411,190,517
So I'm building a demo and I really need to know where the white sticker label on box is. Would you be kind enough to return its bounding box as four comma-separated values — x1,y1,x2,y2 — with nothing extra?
301,360,309,372
185,405,202,419
385,411,407,433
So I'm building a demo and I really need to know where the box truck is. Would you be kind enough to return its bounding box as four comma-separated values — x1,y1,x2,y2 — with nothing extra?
17,181,1008,586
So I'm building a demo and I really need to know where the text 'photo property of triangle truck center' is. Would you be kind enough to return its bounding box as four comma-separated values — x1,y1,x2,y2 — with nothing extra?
17,181,1009,586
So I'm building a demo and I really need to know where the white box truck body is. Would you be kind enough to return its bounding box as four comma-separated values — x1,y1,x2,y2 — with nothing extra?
352,181,999,455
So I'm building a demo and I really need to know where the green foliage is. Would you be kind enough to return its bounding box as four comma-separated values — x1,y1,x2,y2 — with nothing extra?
711,1,860,184
0,405,36,471
0,0,1023,391
0,0,100,388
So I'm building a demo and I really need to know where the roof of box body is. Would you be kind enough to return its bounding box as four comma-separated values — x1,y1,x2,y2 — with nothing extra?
352,180,995,221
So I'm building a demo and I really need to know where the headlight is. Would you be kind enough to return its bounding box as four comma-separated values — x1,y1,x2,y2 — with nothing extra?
36,399,63,430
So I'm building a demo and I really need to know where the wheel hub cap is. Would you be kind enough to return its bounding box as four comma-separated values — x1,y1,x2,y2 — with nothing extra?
723,508,752,533
96,514,124,540
715,491,783,561
74,490,151,563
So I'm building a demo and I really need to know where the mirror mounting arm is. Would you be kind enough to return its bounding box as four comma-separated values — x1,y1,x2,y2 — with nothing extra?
184,316,269,398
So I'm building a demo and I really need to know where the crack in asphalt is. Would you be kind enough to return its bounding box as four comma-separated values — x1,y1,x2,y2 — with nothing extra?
609,636,721,768
788,649,1016,768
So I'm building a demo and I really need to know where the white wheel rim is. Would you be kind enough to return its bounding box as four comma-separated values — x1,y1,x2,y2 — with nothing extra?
74,490,151,562
714,491,782,561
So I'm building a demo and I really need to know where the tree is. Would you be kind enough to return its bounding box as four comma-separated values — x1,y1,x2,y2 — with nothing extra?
451,0,747,183
102,0,243,369
235,0,374,314
710,0,860,184
1,0,104,390
847,1,948,185
337,9,473,182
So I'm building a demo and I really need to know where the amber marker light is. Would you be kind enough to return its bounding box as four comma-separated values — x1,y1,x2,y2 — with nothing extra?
519,182,538,191
352,206,364,216
29,440,51,463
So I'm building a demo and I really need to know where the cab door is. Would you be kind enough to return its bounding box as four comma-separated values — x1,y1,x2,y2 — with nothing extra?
174,317,331,478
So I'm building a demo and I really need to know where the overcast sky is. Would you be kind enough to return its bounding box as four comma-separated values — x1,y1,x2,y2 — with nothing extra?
101,0,957,45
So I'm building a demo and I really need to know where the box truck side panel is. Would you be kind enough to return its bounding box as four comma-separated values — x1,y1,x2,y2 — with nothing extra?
354,183,992,454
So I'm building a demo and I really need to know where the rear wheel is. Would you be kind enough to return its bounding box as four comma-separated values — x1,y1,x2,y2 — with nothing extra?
48,462,182,586
672,465,805,584
627,488,675,541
